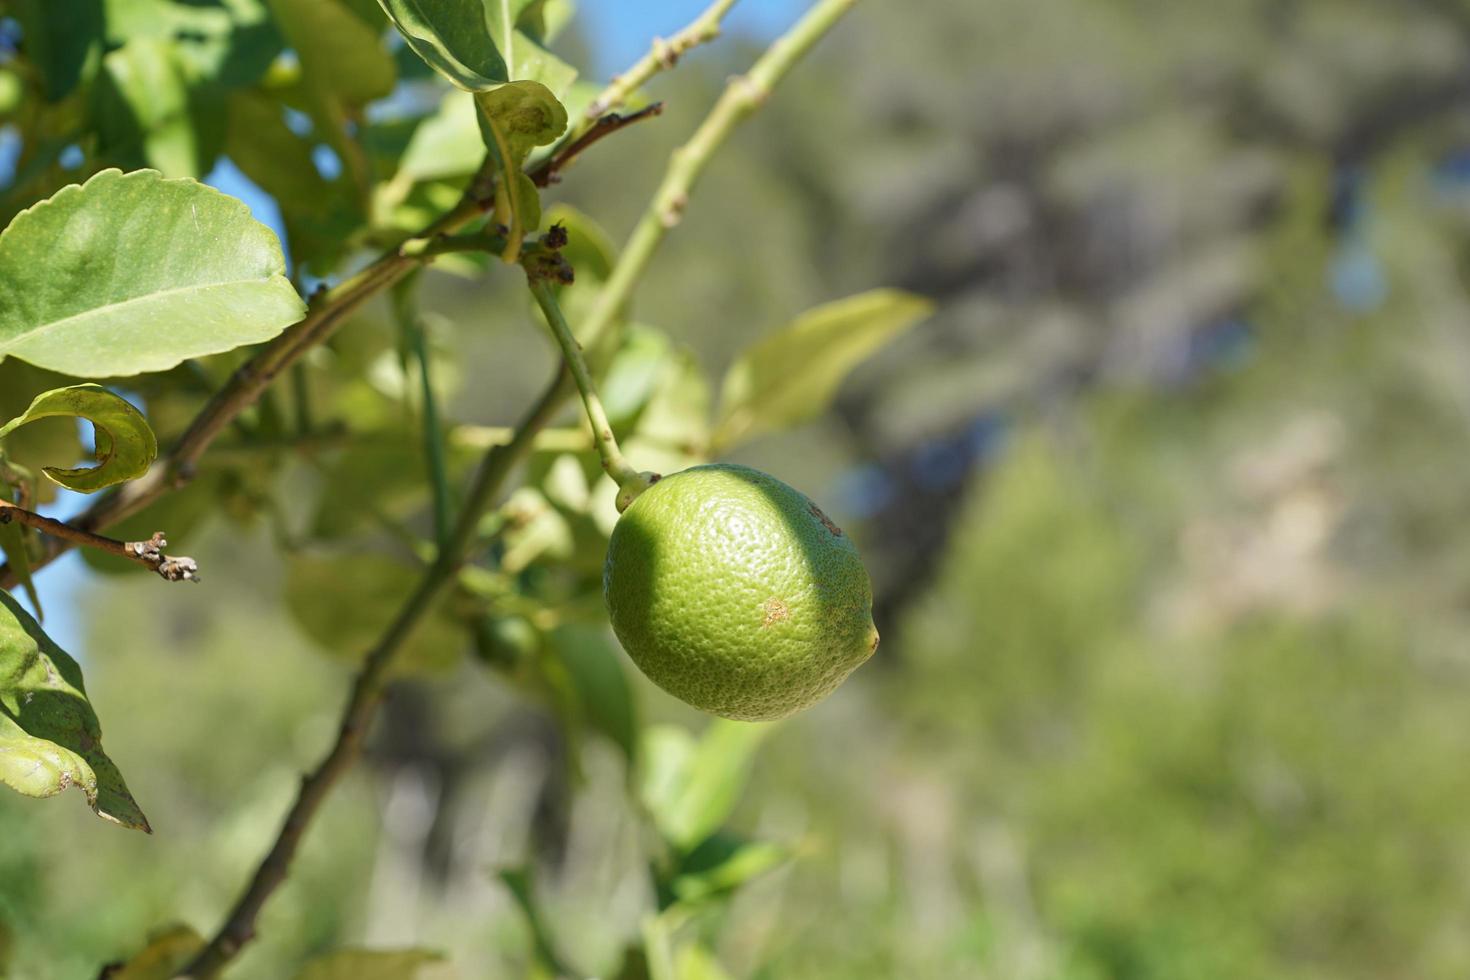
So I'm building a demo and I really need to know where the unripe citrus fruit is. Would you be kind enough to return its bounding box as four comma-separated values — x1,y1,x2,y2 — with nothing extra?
603,463,878,721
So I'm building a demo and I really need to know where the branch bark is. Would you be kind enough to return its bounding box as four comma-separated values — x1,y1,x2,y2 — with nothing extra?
0,500,198,582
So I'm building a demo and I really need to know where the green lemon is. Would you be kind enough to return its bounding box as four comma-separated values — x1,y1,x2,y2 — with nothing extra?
603,463,879,721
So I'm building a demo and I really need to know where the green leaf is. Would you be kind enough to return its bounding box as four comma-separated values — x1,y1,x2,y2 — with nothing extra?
295,948,452,980
669,832,793,905
266,0,395,208
475,80,566,259
93,38,201,177
0,589,151,832
546,623,639,766
0,169,307,377
395,93,485,183
515,0,575,46
0,522,39,619
713,289,934,452
10,0,104,102
672,943,736,980
0,385,157,492
285,552,466,675
0,362,84,505
640,721,770,851
498,867,574,978
103,924,205,979
269,0,396,107
376,0,509,90
476,80,568,167
226,90,339,217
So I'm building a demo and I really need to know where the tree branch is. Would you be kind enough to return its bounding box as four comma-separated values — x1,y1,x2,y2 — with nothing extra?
582,0,740,121
177,369,569,979
574,0,859,356
0,500,198,583
532,103,664,187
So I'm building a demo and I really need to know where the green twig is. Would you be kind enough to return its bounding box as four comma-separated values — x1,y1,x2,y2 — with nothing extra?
581,0,740,122
526,277,643,494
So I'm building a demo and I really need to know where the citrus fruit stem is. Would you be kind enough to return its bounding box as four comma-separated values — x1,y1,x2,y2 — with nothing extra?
527,278,648,497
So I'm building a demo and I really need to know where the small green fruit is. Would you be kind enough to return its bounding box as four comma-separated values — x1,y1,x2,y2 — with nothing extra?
603,463,878,721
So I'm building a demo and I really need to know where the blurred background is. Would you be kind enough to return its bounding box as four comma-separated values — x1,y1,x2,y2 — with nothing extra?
6,0,1470,977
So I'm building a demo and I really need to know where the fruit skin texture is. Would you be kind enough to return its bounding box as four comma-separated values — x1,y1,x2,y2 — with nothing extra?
603,463,879,721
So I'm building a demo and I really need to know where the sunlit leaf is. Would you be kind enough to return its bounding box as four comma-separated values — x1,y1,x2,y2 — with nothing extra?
102,924,205,979
0,385,157,492
295,948,453,980
713,289,933,451
376,0,509,90
0,169,306,377
395,93,484,183
0,589,150,832
640,720,770,850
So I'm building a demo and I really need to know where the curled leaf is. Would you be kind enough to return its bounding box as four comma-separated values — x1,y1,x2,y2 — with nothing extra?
0,384,157,492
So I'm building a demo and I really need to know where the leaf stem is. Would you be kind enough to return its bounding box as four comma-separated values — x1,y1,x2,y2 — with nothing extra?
0,500,198,582
178,369,569,979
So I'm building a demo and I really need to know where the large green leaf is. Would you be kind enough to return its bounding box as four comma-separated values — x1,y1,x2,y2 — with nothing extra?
295,949,453,980
712,290,934,451
376,0,509,90
0,590,150,832
0,385,157,492
0,169,306,377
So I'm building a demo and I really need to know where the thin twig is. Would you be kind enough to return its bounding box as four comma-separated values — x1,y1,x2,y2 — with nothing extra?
0,500,198,583
178,370,570,979
575,0,859,357
532,103,664,187
582,0,740,121
525,273,649,505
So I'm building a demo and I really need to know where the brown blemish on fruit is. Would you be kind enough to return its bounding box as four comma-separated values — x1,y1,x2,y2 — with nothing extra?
762,597,790,627
809,503,844,537
870,629,881,653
